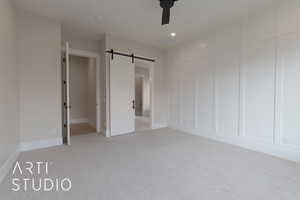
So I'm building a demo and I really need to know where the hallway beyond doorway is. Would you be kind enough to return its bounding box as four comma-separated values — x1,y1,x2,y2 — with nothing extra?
135,116,151,131
70,123,96,136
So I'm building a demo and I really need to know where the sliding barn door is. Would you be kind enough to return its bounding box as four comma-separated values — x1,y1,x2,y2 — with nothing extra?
110,55,135,136
62,42,71,145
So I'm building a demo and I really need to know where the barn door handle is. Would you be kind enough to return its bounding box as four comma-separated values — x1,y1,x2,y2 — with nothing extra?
132,100,135,110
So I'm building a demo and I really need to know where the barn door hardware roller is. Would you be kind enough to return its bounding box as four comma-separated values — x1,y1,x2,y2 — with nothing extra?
110,49,114,60
106,49,155,62
131,53,134,63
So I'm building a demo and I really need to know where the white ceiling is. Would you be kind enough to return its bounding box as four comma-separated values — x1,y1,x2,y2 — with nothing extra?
15,0,277,49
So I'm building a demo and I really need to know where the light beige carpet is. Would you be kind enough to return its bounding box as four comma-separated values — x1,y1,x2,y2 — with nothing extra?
0,128,300,200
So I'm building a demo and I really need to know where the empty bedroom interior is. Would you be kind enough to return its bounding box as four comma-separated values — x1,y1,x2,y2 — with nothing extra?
0,0,300,199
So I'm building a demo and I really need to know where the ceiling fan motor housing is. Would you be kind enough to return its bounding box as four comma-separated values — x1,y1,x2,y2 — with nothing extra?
160,0,176,9
159,0,178,25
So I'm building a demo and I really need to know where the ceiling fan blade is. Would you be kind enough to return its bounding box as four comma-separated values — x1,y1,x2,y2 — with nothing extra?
162,7,170,25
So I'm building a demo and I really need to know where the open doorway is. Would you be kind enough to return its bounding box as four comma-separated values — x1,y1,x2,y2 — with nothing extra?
134,60,153,131
69,55,97,136
62,45,101,144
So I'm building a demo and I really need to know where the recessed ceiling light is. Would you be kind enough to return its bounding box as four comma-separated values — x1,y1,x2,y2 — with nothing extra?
171,32,176,37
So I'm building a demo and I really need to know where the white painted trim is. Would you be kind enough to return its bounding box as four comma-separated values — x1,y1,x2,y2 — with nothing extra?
0,150,19,184
65,42,71,145
170,125,300,163
20,138,63,152
152,123,168,129
70,118,89,124
101,128,109,137
106,54,111,137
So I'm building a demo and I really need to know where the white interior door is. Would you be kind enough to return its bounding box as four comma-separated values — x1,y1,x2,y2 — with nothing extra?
110,55,135,136
63,42,71,145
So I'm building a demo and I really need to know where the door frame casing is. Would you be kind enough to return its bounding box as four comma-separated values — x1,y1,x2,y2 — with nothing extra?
134,60,155,130
62,47,101,134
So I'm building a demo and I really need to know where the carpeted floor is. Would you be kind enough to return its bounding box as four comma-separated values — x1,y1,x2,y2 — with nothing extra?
0,128,300,200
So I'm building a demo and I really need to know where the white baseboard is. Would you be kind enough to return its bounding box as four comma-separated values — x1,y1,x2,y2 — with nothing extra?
20,137,63,152
101,128,109,137
70,118,89,124
0,150,19,184
152,122,168,129
169,124,300,163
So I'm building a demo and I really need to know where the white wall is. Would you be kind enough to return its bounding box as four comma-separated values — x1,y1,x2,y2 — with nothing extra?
69,55,89,122
61,32,101,53
17,11,62,144
167,0,300,162
0,0,19,181
106,35,168,129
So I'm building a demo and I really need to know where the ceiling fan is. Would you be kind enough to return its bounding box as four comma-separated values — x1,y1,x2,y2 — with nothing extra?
159,0,178,25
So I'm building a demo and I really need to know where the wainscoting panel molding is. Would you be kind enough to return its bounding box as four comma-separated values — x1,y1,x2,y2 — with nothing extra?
167,1,300,163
